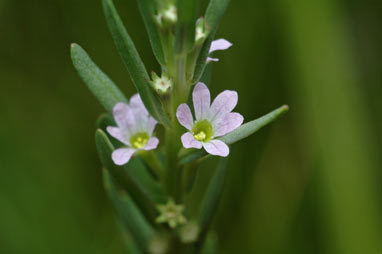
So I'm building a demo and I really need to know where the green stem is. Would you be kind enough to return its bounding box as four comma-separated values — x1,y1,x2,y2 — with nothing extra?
164,127,182,201
138,150,164,182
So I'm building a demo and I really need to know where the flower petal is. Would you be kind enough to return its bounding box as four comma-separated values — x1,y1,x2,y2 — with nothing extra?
129,105,149,133
192,82,210,121
142,137,159,151
209,39,232,53
208,90,238,123
181,132,203,149
213,112,244,137
112,148,135,165
176,104,194,130
129,93,149,115
112,102,130,127
106,126,130,145
206,57,219,63
202,139,229,157
147,117,157,136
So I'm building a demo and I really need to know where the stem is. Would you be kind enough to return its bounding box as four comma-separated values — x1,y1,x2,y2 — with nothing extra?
138,150,164,182
164,126,182,201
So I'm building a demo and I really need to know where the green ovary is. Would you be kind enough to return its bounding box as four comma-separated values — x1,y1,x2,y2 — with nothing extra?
192,120,213,142
130,132,149,149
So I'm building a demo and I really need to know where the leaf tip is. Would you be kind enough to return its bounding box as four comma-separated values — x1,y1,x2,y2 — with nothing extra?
282,105,289,112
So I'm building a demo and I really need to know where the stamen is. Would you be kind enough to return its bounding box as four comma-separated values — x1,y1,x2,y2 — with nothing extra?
130,132,149,149
194,131,206,141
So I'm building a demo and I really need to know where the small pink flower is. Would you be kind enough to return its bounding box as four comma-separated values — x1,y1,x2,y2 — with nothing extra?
176,83,243,157
107,94,159,165
207,38,232,63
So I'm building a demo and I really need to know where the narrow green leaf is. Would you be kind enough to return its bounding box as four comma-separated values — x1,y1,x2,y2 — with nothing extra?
175,0,196,53
136,0,165,66
103,168,154,252
178,105,289,165
220,105,289,144
200,62,213,86
193,0,230,82
102,0,171,127
70,43,127,113
95,129,158,223
195,158,228,252
204,0,231,32
96,113,115,132
201,232,219,254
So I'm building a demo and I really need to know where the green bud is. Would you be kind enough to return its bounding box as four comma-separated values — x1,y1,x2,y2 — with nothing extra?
150,72,173,96
156,199,187,229
195,17,208,44
148,234,171,254
180,221,200,243
155,4,177,28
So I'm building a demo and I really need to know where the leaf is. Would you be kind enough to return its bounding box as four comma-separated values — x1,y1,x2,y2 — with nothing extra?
95,129,159,223
175,0,196,54
220,105,289,145
103,168,154,252
71,43,128,113
96,113,115,132
195,158,228,252
192,0,230,82
178,105,289,165
102,0,171,127
136,0,165,66
200,62,213,86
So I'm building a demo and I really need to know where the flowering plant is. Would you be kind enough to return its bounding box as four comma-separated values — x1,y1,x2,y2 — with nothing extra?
71,0,288,253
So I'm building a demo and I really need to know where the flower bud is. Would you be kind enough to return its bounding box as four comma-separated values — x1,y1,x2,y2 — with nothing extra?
148,234,170,254
156,199,187,228
150,72,173,96
180,221,199,243
155,4,177,28
195,17,208,44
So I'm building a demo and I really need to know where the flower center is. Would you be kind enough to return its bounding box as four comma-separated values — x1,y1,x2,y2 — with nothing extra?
130,132,149,149
192,120,213,142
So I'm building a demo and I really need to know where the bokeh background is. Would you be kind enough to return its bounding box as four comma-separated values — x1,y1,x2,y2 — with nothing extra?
0,0,380,253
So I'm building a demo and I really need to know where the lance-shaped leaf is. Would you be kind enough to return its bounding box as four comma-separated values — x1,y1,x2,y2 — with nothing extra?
195,158,228,252
71,43,127,113
102,0,171,127
193,0,230,82
175,0,196,53
95,129,158,223
136,0,165,66
179,105,289,165
103,168,154,252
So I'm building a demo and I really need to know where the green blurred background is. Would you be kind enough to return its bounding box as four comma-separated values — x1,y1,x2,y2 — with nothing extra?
0,0,380,253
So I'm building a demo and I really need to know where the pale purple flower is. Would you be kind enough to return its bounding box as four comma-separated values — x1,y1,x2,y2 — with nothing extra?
176,83,243,157
207,38,232,63
107,94,159,165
